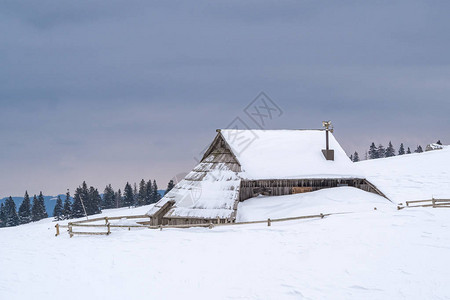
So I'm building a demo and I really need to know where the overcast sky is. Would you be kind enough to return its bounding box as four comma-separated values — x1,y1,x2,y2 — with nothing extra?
1,1,449,197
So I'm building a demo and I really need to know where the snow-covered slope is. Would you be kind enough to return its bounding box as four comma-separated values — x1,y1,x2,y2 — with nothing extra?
357,147,450,204
237,187,392,222
1,202,450,299
2,147,450,299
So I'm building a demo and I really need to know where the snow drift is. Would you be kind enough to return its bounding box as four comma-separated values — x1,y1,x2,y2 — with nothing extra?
357,146,450,204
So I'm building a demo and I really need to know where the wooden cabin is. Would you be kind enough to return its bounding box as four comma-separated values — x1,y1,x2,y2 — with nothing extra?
147,129,387,225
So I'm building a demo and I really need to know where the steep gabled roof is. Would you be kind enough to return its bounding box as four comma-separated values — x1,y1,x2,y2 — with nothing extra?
148,129,364,221
147,134,241,220
219,129,363,180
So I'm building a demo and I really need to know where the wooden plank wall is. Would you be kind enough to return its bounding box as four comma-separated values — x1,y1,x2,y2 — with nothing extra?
162,217,230,226
239,178,382,201
151,201,175,226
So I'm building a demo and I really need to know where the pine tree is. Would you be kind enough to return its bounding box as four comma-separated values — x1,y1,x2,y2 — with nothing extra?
72,187,86,218
377,144,386,158
164,180,175,195
415,145,423,153
137,179,146,207
79,182,90,214
398,143,406,155
0,203,6,227
385,142,395,157
369,143,378,159
353,152,360,162
151,180,161,203
63,190,72,220
115,189,123,208
18,191,32,224
407,147,412,154
437,140,442,145
349,154,353,161
88,186,102,215
31,195,41,222
38,192,48,219
145,180,153,205
53,196,63,221
133,183,138,206
87,186,95,215
102,184,115,209
123,183,134,207
5,197,19,227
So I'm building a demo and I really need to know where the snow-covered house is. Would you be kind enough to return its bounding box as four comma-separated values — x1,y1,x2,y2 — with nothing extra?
147,129,386,225
426,143,444,151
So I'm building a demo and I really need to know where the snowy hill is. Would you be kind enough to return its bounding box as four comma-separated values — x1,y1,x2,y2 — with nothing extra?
356,147,450,204
1,198,450,299
1,151,450,299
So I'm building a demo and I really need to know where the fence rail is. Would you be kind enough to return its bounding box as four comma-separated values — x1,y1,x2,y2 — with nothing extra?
69,215,150,224
405,198,450,208
55,212,345,237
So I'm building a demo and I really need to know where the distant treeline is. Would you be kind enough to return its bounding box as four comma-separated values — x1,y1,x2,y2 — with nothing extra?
349,140,443,162
0,179,175,228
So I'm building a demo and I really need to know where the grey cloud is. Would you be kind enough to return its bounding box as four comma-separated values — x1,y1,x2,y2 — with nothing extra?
0,1,449,196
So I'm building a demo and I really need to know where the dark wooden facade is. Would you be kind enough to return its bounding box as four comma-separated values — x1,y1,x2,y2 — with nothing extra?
239,178,387,201
160,216,231,226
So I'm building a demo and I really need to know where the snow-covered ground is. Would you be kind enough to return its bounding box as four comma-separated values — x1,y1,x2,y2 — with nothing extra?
236,187,391,222
1,150,450,299
1,201,449,299
357,147,450,204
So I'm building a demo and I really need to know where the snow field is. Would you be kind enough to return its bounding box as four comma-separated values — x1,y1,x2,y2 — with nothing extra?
1,196,450,299
357,147,450,204
2,148,450,299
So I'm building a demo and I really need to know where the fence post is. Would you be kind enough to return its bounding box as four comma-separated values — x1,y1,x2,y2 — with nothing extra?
217,217,220,225
55,224,60,237
105,217,109,225
107,223,111,235
432,197,436,208
267,218,271,226
320,213,324,219
68,223,73,238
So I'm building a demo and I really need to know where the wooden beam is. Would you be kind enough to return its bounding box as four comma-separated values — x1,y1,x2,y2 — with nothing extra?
70,232,109,236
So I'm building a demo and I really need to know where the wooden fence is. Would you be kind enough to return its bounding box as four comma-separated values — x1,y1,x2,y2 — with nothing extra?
405,198,450,208
56,215,150,237
55,212,346,237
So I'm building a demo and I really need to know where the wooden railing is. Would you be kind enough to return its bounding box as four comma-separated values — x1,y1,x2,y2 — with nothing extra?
405,198,450,208
55,212,347,237
55,215,151,237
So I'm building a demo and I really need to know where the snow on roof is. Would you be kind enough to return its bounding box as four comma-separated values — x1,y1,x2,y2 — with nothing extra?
220,129,363,180
426,143,445,151
147,162,240,220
